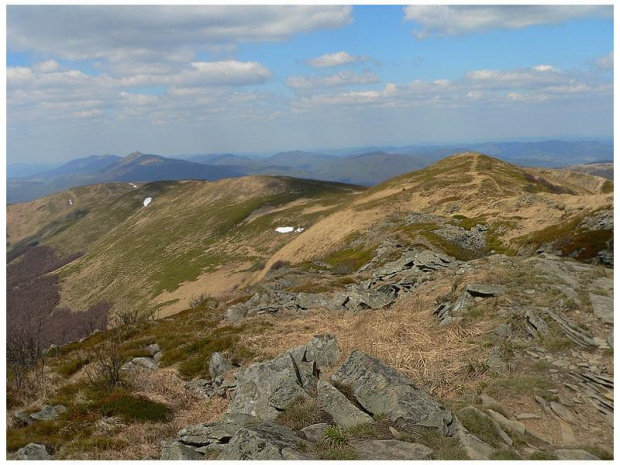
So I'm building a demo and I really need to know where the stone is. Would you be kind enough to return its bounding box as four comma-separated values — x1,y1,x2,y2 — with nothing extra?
300,423,329,443
160,440,203,460
453,420,496,460
494,323,512,338
344,286,396,311
545,310,596,347
146,343,161,355
296,292,348,311
554,449,600,460
457,406,512,447
304,334,340,368
466,284,505,297
228,348,317,420
590,294,613,324
209,352,234,379
178,413,260,446
131,357,158,370
30,404,67,422
217,422,316,460
486,409,526,435
477,394,503,412
524,310,548,338
350,440,433,460
14,443,51,460
516,413,541,420
549,402,577,424
331,350,453,433
13,412,33,427
316,380,374,428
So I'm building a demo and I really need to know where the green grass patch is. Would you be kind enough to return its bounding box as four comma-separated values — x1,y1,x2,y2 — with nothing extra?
407,427,468,460
457,408,505,449
98,393,171,422
54,357,90,377
490,450,522,460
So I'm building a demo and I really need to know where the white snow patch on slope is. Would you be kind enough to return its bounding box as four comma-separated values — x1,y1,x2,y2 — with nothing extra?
275,226,305,234
129,183,137,189
143,197,152,207
68,199,73,205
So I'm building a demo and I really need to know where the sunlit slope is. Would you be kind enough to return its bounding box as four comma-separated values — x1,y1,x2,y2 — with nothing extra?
259,153,613,274
45,176,364,315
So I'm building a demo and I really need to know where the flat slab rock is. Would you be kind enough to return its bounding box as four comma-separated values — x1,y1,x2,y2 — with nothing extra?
160,441,203,460
466,284,505,297
217,422,316,460
350,439,433,460
554,449,600,460
317,380,374,428
30,404,67,421
331,350,453,433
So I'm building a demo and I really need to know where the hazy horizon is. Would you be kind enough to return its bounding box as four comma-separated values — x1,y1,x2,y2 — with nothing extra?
7,5,614,164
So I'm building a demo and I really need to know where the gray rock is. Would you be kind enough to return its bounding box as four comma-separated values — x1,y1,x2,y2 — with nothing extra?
217,422,316,460
14,443,51,460
146,343,161,355
30,404,67,421
549,402,577,424
486,409,526,435
494,323,512,338
452,291,473,313
317,380,374,428
331,350,453,433
554,449,600,460
477,394,503,412
209,352,234,379
160,440,203,460
524,310,549,338
545,310,596,347
305,334,341,368
228,349,316,420
345,286,396,311
350,439,433,460
296,292,348,311
226,304,248,324
453,420,496,460
13,412,33,427
590,294,613,324
457,406,512,447
466,284,505,297
300,423,329,443
131,357,158,370
178,414,260,447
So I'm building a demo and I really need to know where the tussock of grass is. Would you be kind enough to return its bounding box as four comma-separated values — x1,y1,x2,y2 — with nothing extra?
457,407,504,449
490,450,522,460
276,396,326,431
407,427,468,460
530,451,558,460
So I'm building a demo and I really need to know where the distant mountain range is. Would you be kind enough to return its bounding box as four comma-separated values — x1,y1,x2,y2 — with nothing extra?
7,139,613,203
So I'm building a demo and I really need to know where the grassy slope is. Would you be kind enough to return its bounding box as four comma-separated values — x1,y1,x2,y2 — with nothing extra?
10,176,365,316
259,152,612,271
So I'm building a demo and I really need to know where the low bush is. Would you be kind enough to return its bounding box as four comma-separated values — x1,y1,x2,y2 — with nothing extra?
98,393,171,423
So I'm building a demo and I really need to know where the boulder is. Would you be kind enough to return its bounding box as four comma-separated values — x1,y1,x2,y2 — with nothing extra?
350,439,433,460
147,343,161,355
209,352,234,379
30,404,67,422
14,443,51,460
296,292,348,311
453,420,496,460
228,349,316,420
554,449,600,460
160,441,203,460
316,380,374,428
590,294,613,324
331,351,453,433
344,286,396,311
217,422,316,460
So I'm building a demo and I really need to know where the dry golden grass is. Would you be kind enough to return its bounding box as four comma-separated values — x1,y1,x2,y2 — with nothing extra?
243,284,493,400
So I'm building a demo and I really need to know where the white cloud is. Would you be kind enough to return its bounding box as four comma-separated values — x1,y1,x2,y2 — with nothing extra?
307,51,366,68
286,71,379,90
8,6,353,63
593,51,614,71
403,5,612,39
33,60,61,73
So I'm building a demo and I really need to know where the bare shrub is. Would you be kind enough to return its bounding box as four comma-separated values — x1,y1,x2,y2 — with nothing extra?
112,307,141,327
269,260,290,272
85,339,127,389
189,293,215,310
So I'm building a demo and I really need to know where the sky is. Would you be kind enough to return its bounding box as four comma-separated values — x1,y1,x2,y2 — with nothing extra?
6,5,614,164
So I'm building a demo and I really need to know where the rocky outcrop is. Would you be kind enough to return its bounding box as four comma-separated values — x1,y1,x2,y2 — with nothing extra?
316,380,374,428
209,352,234,379
434,283,503,325
350,440,433,460
331,350,454,433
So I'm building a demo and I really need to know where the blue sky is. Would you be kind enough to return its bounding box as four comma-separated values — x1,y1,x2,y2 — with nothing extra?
6,5,614,163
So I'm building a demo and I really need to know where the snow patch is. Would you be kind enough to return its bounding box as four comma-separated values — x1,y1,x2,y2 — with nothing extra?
68,199,73,205
129,183,137,189
143,197,152,207
275,226,305,234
